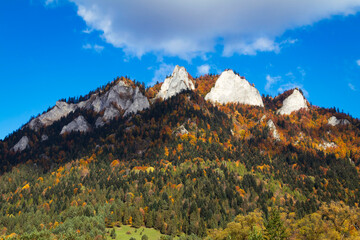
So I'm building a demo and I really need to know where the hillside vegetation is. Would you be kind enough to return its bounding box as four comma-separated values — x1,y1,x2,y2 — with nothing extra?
1,72,360,239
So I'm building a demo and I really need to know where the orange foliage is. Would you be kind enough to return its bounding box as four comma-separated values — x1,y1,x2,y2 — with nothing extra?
110,159,120,168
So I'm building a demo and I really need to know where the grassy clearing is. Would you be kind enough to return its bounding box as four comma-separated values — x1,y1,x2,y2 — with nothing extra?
106,225,166,240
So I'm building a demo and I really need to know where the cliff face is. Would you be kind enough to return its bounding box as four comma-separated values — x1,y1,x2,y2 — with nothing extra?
277,89,308,115
155,65,195,100
28,80,150,131
205,70,264,107
60,116,90,135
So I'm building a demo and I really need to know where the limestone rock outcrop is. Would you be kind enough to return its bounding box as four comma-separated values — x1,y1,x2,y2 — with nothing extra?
205,70,264,107
155,65,195,100
60,116,90,135
267,119,280,141
277,89,308,115
28,80,150,131
327,116,350,126
12,136,29,152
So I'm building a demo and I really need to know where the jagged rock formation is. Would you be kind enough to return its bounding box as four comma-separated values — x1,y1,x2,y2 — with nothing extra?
95,106,121,128
327,116,350,126
267,119,280,141
277,89,308,115
205,70,264,107
84,81,149,116
28,81,150,131
93,83,149,127
12,136,29,152
29,101,77,131
60,116,90,135
155,65,195,100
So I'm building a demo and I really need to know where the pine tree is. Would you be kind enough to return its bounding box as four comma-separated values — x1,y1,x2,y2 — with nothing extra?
264,208,287,240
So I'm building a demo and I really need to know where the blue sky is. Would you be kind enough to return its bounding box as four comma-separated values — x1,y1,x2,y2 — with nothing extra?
1,0,360,139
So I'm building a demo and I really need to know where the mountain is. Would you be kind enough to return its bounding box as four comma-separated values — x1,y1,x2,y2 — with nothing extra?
205,69,264,107
28,79,149,131
155,65,195,100
60,116,90,135
276,89,308,115
1,66,360,239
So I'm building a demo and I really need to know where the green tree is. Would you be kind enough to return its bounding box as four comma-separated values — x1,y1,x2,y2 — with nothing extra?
264,208,287,240
248,226,264,240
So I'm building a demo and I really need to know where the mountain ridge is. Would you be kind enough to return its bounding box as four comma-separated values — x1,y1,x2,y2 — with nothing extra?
3,66,359,158
1,66,360,239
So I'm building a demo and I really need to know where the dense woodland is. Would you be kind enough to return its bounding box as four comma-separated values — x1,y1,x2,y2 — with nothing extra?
1,75,360,239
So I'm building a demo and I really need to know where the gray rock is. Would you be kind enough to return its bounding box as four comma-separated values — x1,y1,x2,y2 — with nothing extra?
155,65,195,100
277,89,308,115
41,134,48,141
205,70,264,107
28,80,150,131
60,116,90,135
29,101,77,130
12,136,29,152
327,116,350,126
173,125,189,135
319,140,337,150
267,119,280,141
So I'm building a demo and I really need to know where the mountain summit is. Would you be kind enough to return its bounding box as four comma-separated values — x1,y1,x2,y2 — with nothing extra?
28,80,150,131
1,65,360,240
205,70,264,107
155,65,195,100
276,89,308,115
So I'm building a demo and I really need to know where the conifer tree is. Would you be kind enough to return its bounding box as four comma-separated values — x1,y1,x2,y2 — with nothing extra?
264,208,287,240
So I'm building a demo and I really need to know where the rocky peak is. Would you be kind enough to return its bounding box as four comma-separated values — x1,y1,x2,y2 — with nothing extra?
60,116,90,135
29,101,76,131
155,65,195,100
92,82,150,127
204,70,264,107
28,80,150,131
277,89,308,115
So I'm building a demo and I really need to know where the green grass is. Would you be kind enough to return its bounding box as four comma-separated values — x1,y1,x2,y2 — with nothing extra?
106,225,166,240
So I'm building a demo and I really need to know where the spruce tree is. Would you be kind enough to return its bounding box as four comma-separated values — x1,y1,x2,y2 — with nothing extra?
264,208,287,240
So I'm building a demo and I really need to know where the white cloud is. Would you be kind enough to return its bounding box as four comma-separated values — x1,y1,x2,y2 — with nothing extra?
348,83,356,91
82,28,93,34
45,0,55,5
150,63,175,86
68,0,360,59
82,43,104,53
223,37,279,56
93,44,104,52
357,59,360,66
278,83,309,97
82,43,92,49
197,64,211,76
265,75,282,92
266,67,308,96
297,67,306,78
